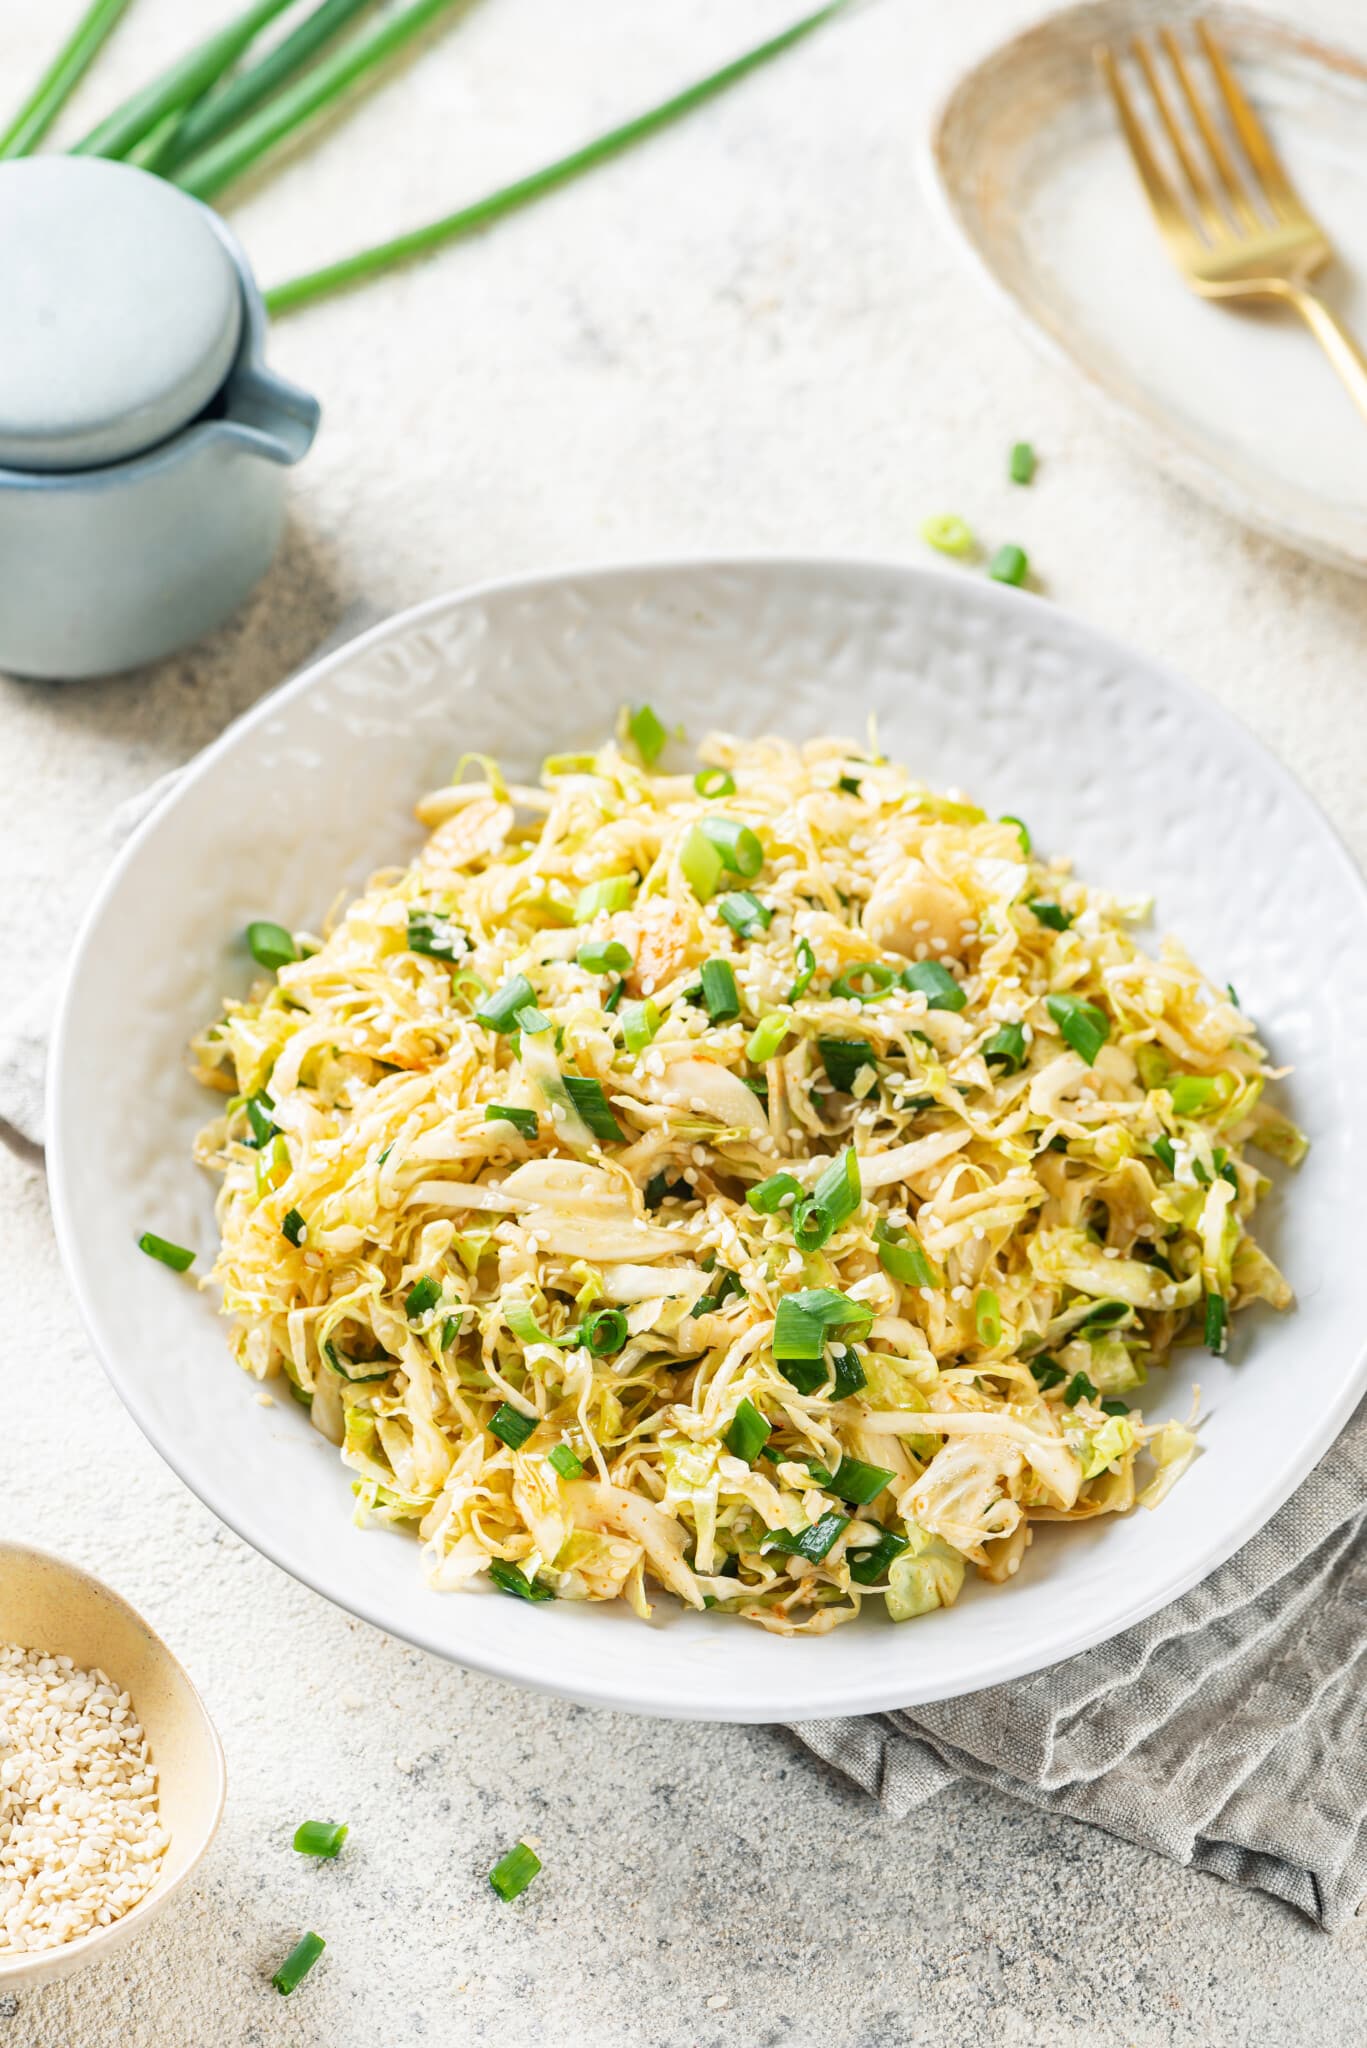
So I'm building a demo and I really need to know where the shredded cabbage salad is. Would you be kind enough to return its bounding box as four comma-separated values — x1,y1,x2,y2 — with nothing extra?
191,715,1306,1634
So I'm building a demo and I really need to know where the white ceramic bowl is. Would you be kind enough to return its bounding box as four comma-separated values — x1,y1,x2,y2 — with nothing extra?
46,558,1367,1721
0,1543,225,1987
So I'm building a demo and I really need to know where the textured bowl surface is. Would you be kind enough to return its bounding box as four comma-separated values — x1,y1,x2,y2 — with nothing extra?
47,557,1367,1721
0,1543,225,1987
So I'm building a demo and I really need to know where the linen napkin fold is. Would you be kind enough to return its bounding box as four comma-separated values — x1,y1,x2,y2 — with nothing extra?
5,624,1363,1928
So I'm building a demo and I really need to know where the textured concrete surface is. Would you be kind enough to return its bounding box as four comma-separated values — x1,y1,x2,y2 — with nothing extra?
3,0,1367,2040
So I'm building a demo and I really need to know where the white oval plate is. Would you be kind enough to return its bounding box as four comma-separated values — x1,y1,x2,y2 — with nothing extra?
930,0,1367,575
48,558,1367,1722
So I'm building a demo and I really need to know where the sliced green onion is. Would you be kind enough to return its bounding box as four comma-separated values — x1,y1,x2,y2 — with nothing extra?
724,1398,770,1464
281,1208,307,1248
830,961,896,1003
440,1316,460,1349
580,1308,628,1357
776,1355,827,1396
488,1403,538,1450
0,0,137,160
575,876,635,922
488,1560,554,1603
974,1288,1002,1347
1063,1371,1097,1408
255,1132,291,1197
747,1013,790,1063
505,1298,555,1346
1204,1291,1227,1355
644,1170,690,1209
874,1220,938,1289
982,1023,1026,1073
1077,1299,1132,1333
138,1231,195,1273
989,543,1029,586
272,1931,325,1996
246,919,297,971
827,1457,893,1506
323,1341,391,1384
695,767,736,798
405,1276,441,1319
699,817,762,879
561,1073,625,1143
1046,992,1109,1066
921,513,975,558
837,774,863,796
792,1202,833,1253
1171,1075,1220,1116
810,1146,861,1231
1226,982,1241,1011
1008,441,1036,484
700,958,741,1024
477,975,537,1033
901,960,966,1012
244,1090,277,1147
818,1037,876,1092
1000,813,1031,854
1135,1043,1169,1090
719,891,771,938
485,1104,539,1140
489,1841,542,1900
548,1442,585,1481
746,1171,803,1215
1030,1355,1066,1390
1028,900,1073,932
848,1528,910,1585
577,938,632,974
620,999,660,1054
680,823,726,903
514,1006,551,1036
764,1511,849,1562
627,703,668,766
407,908,465,960
1153,1135,1177,1174
451,968,489,1012
772,1288,873,1361
293,1820,347,1859
789,937,817,1002
832,1347,867,1399
1101,1398,1131,1417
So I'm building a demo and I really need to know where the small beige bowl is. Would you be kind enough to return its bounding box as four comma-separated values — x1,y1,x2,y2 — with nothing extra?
0,1541,226,1988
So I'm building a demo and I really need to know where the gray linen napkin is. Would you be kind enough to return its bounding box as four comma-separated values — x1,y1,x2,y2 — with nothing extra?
5,624,1363,1929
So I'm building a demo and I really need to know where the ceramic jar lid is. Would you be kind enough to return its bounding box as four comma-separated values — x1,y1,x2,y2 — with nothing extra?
0,156,244,472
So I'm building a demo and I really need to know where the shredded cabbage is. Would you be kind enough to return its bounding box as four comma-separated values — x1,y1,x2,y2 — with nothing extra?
190,720,1301,1633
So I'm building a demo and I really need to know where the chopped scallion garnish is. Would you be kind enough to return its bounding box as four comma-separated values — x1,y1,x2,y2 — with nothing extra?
580,1307,628,1357
1063,1371,1097,1407
1153,1135,1176,1174
620,998,660,1054
246,919,298,972
272,1932,325,1996
848,1528,910,1585
763,1511,849,1562
1030,1355,1066,1390
628,704,667,765
137,1231,195,1272
901,960,966,1012
281,1208,307,1247
293,1820,347,1859
577,938,632,975
405,1275,441,1319
485,1103,539,1140
826,1456,893,1505
989,543,1028,586
830,960,896,1003
679,822,725,903
1046,992,1109,1066
746,1171,803,1215
477,974,538,1033
700,957,741,1024
548,1442,585,1481
407,908,465,960
699,816,763,879
874,1220,938,1289
818,1037,876,1092
1204,1291,1227,1355
489,1841,542,1900
981,1022,1026,1073
772,1288,873,1361
746,1012,790,1063
694,767,735,798
723,1397,770,1464
488,1403,538,1450
561,1073,625,1142
1000,813,1031,853
575,875,635,922
974,1288,1002,1347
719,890,771,938
832,1346,867,1398
789,936,817,1002
244,1090,276,1147
1170,1074,1220,1116
1101,1398,1131,1417
920,513,975,557
1028,900,1072,932
1008,441,1036,484
488,1560,554,1603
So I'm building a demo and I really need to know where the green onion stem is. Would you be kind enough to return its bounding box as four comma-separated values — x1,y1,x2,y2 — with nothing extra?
262,0,850,314
272,1931,325,1996
73,0,294,160
0,0,136,159
171,0,472,201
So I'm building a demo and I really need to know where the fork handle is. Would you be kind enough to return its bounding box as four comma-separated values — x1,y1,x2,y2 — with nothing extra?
1278,284,1367,428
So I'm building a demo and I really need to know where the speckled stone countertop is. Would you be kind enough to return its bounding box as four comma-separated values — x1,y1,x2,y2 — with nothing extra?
4,1,1366,2041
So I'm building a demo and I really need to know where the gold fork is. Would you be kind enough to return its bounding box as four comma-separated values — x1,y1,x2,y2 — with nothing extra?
1098,20,1367,425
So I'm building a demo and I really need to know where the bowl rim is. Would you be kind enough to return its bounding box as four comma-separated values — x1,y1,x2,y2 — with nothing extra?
43,550,1367,1720
0,1538,227,1983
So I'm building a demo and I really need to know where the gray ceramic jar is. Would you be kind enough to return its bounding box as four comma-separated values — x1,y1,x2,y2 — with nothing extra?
0,157,320,680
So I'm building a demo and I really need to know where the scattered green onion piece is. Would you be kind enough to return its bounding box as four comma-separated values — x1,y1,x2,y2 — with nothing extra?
680,823,726,903
747,1013,790,1063
975,1288,1002,1347
477,974,537,1033
1204,1291,1227,1355
504,1298,556,1346
1170,1075,1219,1116
789,937,817,1002
694,767,736,798
514,1006,551,1036
764,1512,849,1562
244,1090,277,1147
827,1457,894,1506
1153,1135,1177,1174
561,1073,625,1143
451,968,489,1011
699,957,741,1025
246,919,297,971
574,876,635,922
875,1221,938,1290
138,1231,195,1273
255,1132,290,1197
772,1288,873,1361
548,1442,585,1480
699,817,763,879
405,1276,441,1319
1008,441,1036,484
747,1171,803,1215
488,1560,554,1603
810,1146,861,1231
982,1023,1026,1074
293,1820,347,1859
1045,992,1110,1066
776,1356,828,1396
989,543,1029,586
921,513,975,558
818,1037,876,1092
724,1398,770,1464
323,1341,391,1384
1028,900,1073,932
832,1347,867,1398
489,1841,542,1900
281,1208,307,1248
848,1528,910,1585
577,938,632,975
485,1104,539,1140
792,1201,833,1253
272,1931,325,1996
1226,982,1241,1010
618,998,660,1055
1063,1371,1098,1408
627,703,668,766
1030,1355,1066,1391
1000,813,1031,854
830,960,896,1003
440,1316,460,1349
489,1403,538,1450
837,774,862,796
580,1308,628,1357
1078,1299,1132,1333
901,960,966,1012
719,891,771,938
1101,1398,1131,1418
407,908,465,960
644,1169,690,1209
